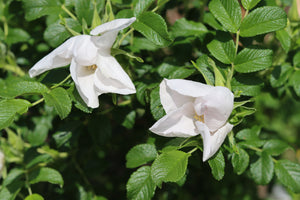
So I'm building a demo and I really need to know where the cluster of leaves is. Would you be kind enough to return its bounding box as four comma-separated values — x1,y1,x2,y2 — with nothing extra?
0,0,300,200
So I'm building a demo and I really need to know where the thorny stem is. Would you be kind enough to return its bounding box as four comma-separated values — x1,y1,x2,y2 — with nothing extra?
61,4,78,21
188,147,198,154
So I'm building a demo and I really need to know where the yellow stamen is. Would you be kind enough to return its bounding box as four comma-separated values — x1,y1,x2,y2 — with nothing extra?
194,114,205,123
87,64,97,71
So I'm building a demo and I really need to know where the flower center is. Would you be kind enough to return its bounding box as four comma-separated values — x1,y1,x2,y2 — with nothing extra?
86,64,97,71
194,114,205,123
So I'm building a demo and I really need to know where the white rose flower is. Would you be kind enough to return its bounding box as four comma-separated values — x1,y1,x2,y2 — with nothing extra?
29,17,137,108
149,79,234,161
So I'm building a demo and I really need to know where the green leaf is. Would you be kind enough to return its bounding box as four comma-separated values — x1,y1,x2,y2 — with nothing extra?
44,18,81,47
208,0,241,33
168,67,195,79
133,12,172,47
236,126,261,141
207,34,235,64
290,70,300,97
29,167,64,187
25,194,44,200
0,80,48,99
240,7,287,37
126,144,157,168
231,147,249,175
193,55,215,85
150,87,165,120
293,51,300,67
24,0,62,21
0,99,30,130
127,166,156,200
67,85,92,113
241,0,261,10
203,12,224,31
263,139,289,156
43,87,72,119
134,0,155,17
151,150,190,186
208,150,225,180
275,160,300,193
270,64,293,88
170,18,208,38
234,48,273,73
250,151,274,185
25,154,52,169
0,180,23,200
276,29,291,53
231,74,264,96
6,28,30,45
2,169,24,187
122,111,136,129
75,0,94,25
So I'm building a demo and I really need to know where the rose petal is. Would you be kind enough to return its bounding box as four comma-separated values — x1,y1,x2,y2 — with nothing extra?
72,35,98,66
29,36,77,77
94,55,136,95
70,60,99,108
149,102,198,137
196,122,233,161
202,86,234,132
90,17,136,36
160,79,195,114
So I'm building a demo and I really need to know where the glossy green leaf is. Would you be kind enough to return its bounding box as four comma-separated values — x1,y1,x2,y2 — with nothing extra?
240,7,287,37
29,167,64,187
276,29,291,53
207,34,235,64
208,0,241,33
25,194,44,200
133,12,172,47
236,126,261,141
241,0,261,10
208,150,225,180
126,144,157,168
24,0,62,21
263,139,290,156
193,55,215,85
6,28,30,45
231,147,249,175
0,80,48,99
127,166,156,200
0,99,30,130
75,0,94,25
250,151,274,185
275,160,300,193
43,87,72,119
44,18,81,47
171,18,208,38
150,87,165,120
151,150,190,186
290,70,300,97
134,0,155,17
231,74,264,96
234,48,273,73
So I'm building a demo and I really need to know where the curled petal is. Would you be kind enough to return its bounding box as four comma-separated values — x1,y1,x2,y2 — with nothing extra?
90,17,136,36
29,36,77,77
196,122,233,162
94,55,136,95
202,86,234,132
70,60,99,108
160,79,195,114
72,35,98,66
149,103,198,137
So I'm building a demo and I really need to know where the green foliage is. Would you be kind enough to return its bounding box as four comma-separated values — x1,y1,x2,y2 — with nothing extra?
23,0,62,21
25,194,44,200
275,160,300,193
250,151,274,185
29,167,64,187
171,18,208,38
231,147,249,175
241,0,261,10
208,150,225,180
126,144,157,168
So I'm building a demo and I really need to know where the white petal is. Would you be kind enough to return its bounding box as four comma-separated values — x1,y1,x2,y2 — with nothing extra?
0,151,4,176
90,17,136,35
202,86,234,132
94,55,136,95
149,103,198,137
160,79,195,114
166,79,214,98
196,122,233,161
29,36,77,77
90,31,118,53
72,35,98,66
70,60,99,108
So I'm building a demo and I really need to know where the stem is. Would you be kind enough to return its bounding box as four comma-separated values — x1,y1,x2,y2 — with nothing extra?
51,74,72,89
61,4,78,21
235,30,240,55
118,27,134,47
30,98,44,107
179,138,191,148
25,171,33,196
188,147,198,154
